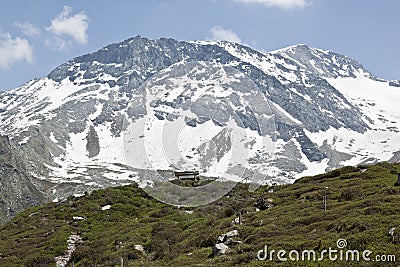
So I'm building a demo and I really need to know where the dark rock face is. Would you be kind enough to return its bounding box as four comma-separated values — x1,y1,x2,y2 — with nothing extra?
86,125,100,158
0,136,47,225
389,151,400,163
388,80,400,87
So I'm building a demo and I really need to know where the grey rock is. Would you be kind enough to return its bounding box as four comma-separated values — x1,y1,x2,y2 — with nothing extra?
86,125,100,158
388,151,400,163
0,136,47,225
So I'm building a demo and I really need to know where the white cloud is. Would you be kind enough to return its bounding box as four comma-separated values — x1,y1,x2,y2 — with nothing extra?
0,33,34,69
234,0,311,9
210,26,242,43
46,6,89,49
13,22,41,37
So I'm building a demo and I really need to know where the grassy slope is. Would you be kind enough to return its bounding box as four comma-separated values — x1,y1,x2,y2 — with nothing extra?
0,162,400,266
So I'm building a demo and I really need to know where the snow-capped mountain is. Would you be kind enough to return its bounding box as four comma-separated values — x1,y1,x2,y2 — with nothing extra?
0,36,399,209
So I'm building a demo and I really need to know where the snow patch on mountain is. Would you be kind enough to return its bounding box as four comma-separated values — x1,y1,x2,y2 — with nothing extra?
0,36,398,202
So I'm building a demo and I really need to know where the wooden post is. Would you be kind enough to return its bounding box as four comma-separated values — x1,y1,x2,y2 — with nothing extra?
120,257,124,267
323,196,327,212
238,210,242,225
395,173,400,186
389,228,396,242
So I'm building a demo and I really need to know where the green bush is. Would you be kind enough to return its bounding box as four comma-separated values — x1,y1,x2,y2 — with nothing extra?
1,164,400,266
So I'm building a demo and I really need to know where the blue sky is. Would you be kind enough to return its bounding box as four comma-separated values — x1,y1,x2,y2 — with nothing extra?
1,0,400,91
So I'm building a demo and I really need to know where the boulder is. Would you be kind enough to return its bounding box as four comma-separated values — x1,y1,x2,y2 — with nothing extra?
134,244,145,253
211,243,229,257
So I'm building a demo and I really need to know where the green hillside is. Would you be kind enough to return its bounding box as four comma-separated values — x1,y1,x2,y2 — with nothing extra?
1,162,400,266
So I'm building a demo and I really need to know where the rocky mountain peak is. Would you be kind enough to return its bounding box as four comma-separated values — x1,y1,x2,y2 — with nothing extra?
272,44,371,79
0,36,399,224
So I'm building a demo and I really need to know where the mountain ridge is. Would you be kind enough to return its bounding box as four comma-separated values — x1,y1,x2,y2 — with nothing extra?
0,36,399,224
